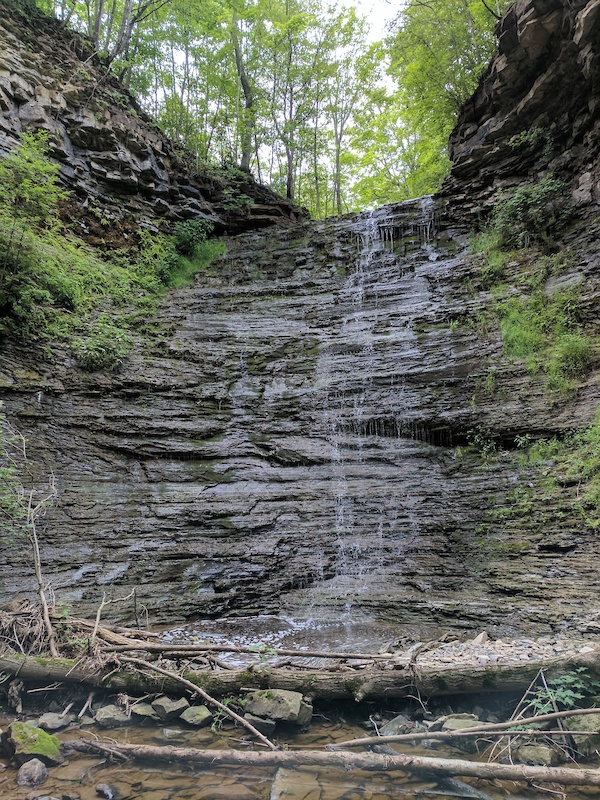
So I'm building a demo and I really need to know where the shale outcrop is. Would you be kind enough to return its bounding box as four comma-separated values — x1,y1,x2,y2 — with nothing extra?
0,3,302,238
444,0,600,219
1,0,600,636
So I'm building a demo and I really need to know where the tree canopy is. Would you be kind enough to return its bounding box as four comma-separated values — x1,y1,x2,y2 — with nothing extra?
24,0,510,216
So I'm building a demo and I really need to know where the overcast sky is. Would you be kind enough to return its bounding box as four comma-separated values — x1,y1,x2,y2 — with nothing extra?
352,0,397,41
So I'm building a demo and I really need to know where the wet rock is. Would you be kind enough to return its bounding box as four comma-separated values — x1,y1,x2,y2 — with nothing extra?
8,722,63,766
270,767,321,800
565,710,600,755
37,713,71,732
179,705,212,727
244,713,277,736
379,713,414,736
158,728,187,742
246,690,312,726
430,713,480,733
130,702,161,722
94,705,130,729
16,758,48,786
514,743,561,766
1,2,600,641
95,784,117,800
151,696,190,722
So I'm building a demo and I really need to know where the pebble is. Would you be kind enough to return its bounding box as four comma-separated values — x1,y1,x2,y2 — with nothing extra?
393,632,590,672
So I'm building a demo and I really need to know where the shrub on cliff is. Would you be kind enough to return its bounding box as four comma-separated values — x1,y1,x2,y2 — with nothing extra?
0,133,225,358
492,176,570,248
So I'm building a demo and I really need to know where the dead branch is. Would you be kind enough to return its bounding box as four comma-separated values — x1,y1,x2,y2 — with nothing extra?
107,642,395,660
25,480,59,658
64,740,600,786
332,708,600,749
120,656,278,751
91,591,135,645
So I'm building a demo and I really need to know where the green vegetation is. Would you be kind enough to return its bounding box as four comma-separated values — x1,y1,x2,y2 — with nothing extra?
385,0,507,201
492,176,569,248
0,133,225,369
470,179,593,395
498,286,592,392
527,668,600,715
10,0,507,215
516,410,600,529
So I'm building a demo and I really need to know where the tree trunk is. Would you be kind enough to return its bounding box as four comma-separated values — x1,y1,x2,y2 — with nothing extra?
230,15,254,173
2,647,600,700
66,740,600,787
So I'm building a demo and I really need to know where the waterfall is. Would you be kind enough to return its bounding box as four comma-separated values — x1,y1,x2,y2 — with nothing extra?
306,197,442,614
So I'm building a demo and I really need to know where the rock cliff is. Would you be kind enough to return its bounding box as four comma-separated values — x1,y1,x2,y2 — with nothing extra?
444,0,600,220
0,3,303,238
1,0,599,636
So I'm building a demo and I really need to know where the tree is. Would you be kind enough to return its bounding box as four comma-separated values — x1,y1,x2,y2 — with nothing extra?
385,0,508,192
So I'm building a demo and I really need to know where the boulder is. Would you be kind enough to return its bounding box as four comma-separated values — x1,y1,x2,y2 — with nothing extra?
179,705,212,727
16,757,48,786
270,767,321,800
94,704,130,728
8,722,63,766
429,713,480,732
245,690,312,726
130,702,161,722
565,710,600,755
441,714,481,732
380,713,414,736
38,712,72,731
514,743,561,766
244,713,276,737
151,695,190,722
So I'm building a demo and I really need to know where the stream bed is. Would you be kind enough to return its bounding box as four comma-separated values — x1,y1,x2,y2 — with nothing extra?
1,706,598,800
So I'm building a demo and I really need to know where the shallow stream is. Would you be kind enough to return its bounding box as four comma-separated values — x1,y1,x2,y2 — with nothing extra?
2,708,595,800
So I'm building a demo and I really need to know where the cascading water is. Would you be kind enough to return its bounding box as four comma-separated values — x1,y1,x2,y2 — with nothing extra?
305,197,443,616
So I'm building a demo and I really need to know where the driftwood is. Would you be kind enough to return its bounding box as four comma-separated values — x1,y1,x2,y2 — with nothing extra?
2,647,600,700
109,642,395,660
332,707,600,748
65,739,600,787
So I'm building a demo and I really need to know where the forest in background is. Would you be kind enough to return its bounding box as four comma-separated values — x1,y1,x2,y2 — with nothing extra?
24,0,510,217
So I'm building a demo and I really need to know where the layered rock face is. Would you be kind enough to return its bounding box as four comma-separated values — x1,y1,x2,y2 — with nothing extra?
1,198,599,634
0,3,302,237
1,0,600,635
444,0,600,218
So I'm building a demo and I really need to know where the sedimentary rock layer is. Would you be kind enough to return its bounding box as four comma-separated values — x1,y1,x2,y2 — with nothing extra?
1,200,599,633
0,3,302,237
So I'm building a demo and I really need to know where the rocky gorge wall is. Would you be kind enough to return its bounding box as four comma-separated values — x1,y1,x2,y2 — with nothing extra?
0,3,302,239
1,0,600,636
1,197,599,635
444,0,600,219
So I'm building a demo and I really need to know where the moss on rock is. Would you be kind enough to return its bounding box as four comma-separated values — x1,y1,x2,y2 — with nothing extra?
9,721,63,766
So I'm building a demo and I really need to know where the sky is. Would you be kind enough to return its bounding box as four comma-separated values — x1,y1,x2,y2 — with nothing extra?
352,0,397,41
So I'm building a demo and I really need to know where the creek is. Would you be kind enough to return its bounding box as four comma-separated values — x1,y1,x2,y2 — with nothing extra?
1,705,594,800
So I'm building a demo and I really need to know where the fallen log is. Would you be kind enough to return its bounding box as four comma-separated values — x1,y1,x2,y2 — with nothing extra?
108,642,395,660
65,740,600,787
2,646,600,700
121,656,277,750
